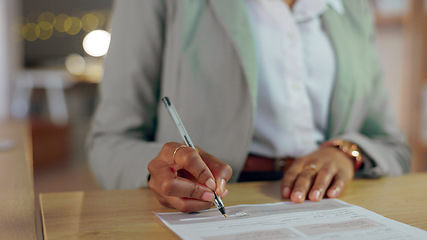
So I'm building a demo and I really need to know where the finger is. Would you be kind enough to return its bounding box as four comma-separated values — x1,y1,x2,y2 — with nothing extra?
149,161,215,202
152,192,174,208
326,171,350,198
148,159,181,196
158,174,216,202
160,142,187,163
290,166,318,203
173,146,216,190
281,159,305,199
200,150,232,195
221,189,229,198
308,164,337,201
167,196,214,213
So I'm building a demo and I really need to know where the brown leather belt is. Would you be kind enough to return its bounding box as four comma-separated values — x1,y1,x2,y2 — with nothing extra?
242,154,295,172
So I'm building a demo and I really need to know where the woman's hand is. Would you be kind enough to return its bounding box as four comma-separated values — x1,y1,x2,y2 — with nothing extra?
147,142,232,212
281,146,355,203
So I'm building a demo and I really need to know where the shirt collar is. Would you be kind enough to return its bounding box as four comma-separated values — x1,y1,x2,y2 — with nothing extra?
293,0,328,22
292,0,345,20
327,0,345,15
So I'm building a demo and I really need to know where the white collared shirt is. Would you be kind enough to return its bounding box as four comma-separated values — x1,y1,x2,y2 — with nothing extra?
246,0,344,158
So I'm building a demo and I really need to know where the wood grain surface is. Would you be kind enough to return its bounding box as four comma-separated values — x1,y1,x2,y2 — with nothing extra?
40,173,427,239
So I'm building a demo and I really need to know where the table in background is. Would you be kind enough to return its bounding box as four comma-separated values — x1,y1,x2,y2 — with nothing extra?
40,173,427,239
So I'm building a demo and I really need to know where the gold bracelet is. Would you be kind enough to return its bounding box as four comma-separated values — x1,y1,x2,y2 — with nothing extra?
322,139,363,171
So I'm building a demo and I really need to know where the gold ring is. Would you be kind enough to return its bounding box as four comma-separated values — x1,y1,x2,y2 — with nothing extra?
173,145,187,159
304,164,318,173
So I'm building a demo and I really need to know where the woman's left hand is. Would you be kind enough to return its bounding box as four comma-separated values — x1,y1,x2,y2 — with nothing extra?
281,146,355,203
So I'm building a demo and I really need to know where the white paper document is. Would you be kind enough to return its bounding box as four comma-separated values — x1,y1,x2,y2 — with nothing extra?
155,199,427,240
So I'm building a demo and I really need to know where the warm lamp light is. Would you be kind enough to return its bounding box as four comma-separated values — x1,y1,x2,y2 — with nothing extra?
82,30,110,57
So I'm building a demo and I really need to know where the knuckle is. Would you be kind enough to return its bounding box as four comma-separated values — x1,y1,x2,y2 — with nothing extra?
148,179,155,190
319,167,333,176
283,176,296,186
224,164,233,177
324,161,335,170
281,178,291,188
178,201,189,213
161,180,175,196
338,176,348,184
285,169,299,178
147,161,155,174
335,172,346,181
181,150,209,179
186,184,199,199
292,186,305,193
179,148,197,165
314,182,327,191
159,199,170,207
196,146,206,155
154,194,171,207
299,171,314,179
163,142,176,152
196,167,208,179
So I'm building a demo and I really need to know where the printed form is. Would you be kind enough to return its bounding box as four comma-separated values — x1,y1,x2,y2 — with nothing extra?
155,199,427,240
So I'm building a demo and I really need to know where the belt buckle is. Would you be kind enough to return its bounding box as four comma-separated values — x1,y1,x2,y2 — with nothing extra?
274,157,284,172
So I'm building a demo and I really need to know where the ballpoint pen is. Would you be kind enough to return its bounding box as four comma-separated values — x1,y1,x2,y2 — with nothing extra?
162,96,227,218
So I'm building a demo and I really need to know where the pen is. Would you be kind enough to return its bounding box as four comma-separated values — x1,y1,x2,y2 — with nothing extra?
161,96,227,218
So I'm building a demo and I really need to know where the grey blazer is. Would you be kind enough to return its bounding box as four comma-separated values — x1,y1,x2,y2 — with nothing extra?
87,0,411,189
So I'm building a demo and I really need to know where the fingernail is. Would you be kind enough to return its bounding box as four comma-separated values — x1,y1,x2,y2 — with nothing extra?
334,187,341,197
312,190,321,201
202,192,214,201
206,178,216,190
330,187,340,198
221,189,228,198
219,179,226,193
329,189,337,198
293,191,304,202
282,187,290,198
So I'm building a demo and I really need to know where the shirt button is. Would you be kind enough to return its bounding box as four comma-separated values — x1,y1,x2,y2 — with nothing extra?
292,83,301,90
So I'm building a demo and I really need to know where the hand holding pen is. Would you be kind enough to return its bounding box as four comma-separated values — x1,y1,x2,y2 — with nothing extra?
147,97,232,215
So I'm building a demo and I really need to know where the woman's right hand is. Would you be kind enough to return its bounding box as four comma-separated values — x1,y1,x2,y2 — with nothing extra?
147,142,232,212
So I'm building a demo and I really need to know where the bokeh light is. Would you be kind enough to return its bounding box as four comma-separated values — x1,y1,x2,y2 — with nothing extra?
82,30,111,57
38,22,54,40
55,14,69,32
65,54,86,75
81,13,99,32
85,57,104,81
22,23,40,42
38,12,56,25
91,11,105,28
64,17,82,35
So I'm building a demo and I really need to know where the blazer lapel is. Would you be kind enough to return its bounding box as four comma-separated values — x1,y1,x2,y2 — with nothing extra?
322,6,358,138
209,0,258,108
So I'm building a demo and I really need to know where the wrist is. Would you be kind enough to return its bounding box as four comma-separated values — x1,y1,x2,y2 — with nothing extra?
321,139,363,171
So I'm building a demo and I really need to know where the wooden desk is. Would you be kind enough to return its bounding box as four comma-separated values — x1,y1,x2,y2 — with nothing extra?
40,173,427,239
0,121,37,239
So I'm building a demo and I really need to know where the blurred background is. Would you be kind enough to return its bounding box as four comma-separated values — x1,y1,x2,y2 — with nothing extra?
16,0,113,193
1,0,427,238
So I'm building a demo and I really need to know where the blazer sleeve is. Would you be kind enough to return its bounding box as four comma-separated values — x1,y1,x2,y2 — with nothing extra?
86,0,166,189
332,8,411,177
335,74,411,178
